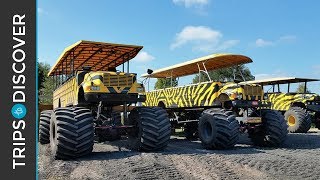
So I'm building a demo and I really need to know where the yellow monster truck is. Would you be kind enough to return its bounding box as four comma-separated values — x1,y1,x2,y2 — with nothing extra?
142,54,288,149
243,77,320,133
38,40,171,160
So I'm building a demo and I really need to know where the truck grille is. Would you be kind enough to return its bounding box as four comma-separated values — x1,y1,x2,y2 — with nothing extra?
103,74,134,87
242,85,262,100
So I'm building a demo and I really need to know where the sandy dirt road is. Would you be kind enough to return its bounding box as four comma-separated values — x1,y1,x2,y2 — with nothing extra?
39,128,320,180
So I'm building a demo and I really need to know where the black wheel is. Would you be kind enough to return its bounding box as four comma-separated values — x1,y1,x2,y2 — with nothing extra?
39,110,52,144
127,107,171,151
198,108,239,149
50,107,94,160
184,122,198,140
249,110,288,147
284,107,311,133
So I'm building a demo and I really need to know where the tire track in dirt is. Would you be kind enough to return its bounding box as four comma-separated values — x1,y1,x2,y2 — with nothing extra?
56,145,185,180
38,145,81,180
227,130,320,180
169,153,271,180
167,132,320,180
39,130,320,180
220,147,320,180
124,153,184,180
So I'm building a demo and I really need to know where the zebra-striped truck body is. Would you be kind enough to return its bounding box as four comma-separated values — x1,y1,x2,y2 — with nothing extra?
144,81,264,109
265,92,320,131
266,93,320,112
240,77,320,131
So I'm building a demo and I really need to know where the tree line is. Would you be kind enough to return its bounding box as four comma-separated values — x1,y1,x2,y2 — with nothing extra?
154,65,311,93
38,62,54,104
154,65,255,89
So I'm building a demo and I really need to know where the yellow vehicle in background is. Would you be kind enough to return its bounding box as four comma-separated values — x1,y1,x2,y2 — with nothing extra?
243,77,320,132
39,40,171,160
142,54,288,149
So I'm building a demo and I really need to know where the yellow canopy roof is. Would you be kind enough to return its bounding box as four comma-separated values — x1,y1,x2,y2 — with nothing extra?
48,40,143,76
141,53,252,78
241,77,320,86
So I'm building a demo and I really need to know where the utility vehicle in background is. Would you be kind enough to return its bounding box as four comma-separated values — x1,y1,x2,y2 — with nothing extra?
242,77,320,132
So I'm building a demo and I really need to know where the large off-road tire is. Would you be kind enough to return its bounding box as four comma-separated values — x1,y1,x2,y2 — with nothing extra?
50,107,94,160
127,107,171,151
198,108,240,149
249,110,288,147
39,110,53,144
284,107,311,133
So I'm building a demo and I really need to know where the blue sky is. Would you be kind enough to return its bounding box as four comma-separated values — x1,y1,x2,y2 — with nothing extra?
38,0,320,93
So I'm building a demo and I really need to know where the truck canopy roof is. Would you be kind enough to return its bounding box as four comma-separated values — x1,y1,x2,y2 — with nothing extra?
48,40,143,76
240,77,320,86
141,54,252,78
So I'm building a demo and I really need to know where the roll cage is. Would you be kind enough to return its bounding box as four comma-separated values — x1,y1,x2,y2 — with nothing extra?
241,77,320,94
141,53,253,90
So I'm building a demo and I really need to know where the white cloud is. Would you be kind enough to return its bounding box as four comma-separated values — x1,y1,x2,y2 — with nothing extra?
255,70,289,80
133,51,155,63
255,38,274,47
171,26,221,49
173,0,209,8
170,26,239,52
214,40,240,51
279,35,297,42
254,35,296,48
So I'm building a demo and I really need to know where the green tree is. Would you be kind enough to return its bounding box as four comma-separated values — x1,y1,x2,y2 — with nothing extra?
38,62,55,104
154,78,178,89
192,65,255,83
296,83,311,93
38,62,50,89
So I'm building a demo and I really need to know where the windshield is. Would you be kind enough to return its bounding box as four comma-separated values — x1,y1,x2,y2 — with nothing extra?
264,82,314,94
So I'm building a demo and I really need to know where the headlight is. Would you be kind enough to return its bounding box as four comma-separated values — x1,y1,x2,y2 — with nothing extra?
263,93,268,100
230,93,242,100
90,86,100,91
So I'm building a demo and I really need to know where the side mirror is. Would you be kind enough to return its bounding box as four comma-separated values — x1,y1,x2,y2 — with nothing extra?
82,66,92,71
234,79,242,83
147,69,153,75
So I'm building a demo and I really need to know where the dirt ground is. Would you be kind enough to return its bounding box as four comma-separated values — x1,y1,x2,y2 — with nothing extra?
38,128,320,180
